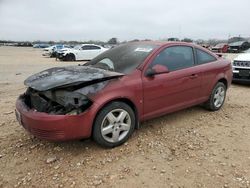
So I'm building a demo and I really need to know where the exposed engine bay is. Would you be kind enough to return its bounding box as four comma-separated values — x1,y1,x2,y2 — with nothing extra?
22,88,92,115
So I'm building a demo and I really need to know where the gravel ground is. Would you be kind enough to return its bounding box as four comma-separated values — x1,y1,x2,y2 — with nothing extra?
0,47,249,188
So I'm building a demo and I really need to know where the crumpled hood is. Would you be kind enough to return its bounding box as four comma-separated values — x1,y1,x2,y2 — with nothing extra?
24,65,124,91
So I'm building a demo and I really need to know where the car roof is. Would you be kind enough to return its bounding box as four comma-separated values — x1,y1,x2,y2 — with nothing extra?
126,40,197,47
80,44,101,46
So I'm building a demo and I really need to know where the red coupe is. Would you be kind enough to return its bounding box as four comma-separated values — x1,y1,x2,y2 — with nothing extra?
16,41,232,147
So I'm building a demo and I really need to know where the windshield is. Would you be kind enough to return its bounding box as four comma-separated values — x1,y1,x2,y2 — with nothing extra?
74,45,81,50
86,42,159,74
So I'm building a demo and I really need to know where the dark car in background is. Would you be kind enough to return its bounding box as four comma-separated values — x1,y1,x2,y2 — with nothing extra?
15,41,232,148
228,41,250,53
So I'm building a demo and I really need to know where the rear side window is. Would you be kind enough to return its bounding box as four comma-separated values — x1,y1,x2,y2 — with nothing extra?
82,45,101,50
82,45,92,50
151,46,194,72
196,49,217,64
91,46,101,50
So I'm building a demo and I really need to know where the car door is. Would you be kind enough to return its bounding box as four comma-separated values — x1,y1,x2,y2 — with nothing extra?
142,45,202,120
89,45,102,59
79,45,102,60
79,45,93,60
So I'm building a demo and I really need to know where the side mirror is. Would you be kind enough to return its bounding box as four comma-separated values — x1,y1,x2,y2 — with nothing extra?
145,65,169,77
145,68,156,77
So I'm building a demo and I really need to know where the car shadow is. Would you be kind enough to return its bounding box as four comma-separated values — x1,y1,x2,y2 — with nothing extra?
27,105,209,155
232,82,250,87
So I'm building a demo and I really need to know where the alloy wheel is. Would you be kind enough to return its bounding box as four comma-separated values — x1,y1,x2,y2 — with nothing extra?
101,109,131,143
213,86,225,108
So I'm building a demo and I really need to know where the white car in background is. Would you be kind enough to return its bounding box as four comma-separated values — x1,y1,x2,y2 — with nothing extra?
42,46,54,57
42,44,71,57
57,44,108,61
232,48,250,83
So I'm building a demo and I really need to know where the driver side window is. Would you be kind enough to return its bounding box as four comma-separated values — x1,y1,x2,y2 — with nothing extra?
151,46,195,72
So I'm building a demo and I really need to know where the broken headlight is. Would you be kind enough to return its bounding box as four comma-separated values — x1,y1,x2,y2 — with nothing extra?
25,88,93,115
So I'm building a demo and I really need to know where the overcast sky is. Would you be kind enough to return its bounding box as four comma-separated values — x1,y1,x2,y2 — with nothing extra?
0,0,249,41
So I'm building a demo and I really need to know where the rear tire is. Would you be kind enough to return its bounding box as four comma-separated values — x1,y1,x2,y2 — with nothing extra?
204,82,226,111
93,102,135,148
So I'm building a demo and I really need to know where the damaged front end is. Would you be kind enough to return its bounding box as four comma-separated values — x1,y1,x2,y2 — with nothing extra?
22,88,93,115
20,65,124,115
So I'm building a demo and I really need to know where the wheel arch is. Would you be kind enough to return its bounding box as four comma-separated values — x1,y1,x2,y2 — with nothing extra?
218,78,228,89
91,97,140,137
69,53,76,60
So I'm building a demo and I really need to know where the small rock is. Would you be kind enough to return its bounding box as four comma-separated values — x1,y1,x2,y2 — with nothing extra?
218,172,223,177
30,145,36,149
3,111,13,115
106,158,112,163
54,165,60,170
93,180,102,186
135,172,139,176
224,184,229,188
46,156,57,164
161,170,166,174
123,168,130,173
0,155,3,158
220,162,227,166
236,177,242,181
167,157,173,161
54,146,62,152
16,73,22,75
70,181,76,187
152,166,156,170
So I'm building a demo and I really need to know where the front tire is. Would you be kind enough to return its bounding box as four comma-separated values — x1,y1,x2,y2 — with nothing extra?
204,82,226,111
93,102,135,148
66,53,76,61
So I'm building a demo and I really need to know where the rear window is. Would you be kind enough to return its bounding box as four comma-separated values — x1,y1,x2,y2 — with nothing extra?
196,49,217,64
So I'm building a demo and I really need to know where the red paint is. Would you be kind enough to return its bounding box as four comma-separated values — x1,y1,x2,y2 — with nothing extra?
16,42,232,141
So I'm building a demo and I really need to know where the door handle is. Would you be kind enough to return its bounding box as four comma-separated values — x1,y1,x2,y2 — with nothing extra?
189,74,198,79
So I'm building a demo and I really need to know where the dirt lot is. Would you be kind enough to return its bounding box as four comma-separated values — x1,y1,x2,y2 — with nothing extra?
0,46,249,188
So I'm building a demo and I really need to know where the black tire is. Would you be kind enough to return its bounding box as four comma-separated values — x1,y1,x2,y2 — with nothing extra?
93,102,135,148
66,53,75,61
204,82,226,111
